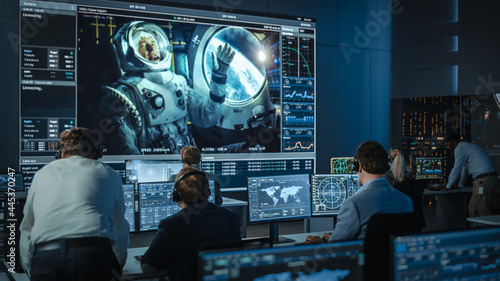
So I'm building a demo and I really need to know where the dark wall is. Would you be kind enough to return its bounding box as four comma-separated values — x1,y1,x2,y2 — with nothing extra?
392,0,500,99
458,0,500,96
0,0,392,175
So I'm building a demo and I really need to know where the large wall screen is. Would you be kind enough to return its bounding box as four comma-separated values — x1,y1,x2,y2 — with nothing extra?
18,0,316,188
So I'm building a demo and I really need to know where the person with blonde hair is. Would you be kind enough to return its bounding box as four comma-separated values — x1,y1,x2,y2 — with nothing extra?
385,148,409,187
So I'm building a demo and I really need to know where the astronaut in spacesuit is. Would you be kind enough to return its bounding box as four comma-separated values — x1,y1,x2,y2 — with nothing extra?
99,21,234,154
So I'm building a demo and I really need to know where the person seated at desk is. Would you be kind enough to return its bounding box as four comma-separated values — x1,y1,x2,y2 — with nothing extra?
304,141,414,243
385,148,412,187
170,146,223,205
438,133,498,217
141,167,241,281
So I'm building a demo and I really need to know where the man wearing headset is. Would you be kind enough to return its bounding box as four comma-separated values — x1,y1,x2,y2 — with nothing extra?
305,141,414,243
19,127,129,280
172,146,223,205
141,166,241,281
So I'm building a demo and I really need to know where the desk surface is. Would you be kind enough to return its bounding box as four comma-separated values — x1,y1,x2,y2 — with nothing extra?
221,197,247,207
122,231,325,279
467,215,500,226
423,187,473,196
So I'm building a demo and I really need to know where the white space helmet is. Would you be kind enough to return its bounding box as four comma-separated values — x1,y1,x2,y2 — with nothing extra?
114,21,172,72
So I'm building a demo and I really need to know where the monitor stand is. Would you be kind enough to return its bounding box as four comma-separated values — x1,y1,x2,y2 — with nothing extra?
268,222,294,244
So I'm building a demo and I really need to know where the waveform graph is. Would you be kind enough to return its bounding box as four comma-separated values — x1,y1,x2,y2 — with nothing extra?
282,128,314,152
283,140,314,152
283,86,314,102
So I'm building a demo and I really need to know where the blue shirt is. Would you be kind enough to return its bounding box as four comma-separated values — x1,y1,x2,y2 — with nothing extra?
446,141,497,189
328,178,413,242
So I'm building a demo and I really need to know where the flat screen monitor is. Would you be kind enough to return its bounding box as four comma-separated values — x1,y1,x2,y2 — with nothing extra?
330,157,355,174
199,239,365,280
414,157,443,180
125,160,183,183
122,183,136,232
247,174,311,243
0,173,24,192
392,227,500,281
311,174,359,216
16,0,316,190
138,180,215,231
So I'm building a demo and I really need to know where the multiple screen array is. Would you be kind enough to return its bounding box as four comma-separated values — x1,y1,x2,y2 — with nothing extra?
247,173,361,223
393,227,500,281
124,171,361,233
17,0,316,188
124,180,215,232
198,226,500,281
199,240,365,281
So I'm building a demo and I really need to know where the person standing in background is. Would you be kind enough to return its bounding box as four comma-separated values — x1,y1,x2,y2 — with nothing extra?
440,133,498,217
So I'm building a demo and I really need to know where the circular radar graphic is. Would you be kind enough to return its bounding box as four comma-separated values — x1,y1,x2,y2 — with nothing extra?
348,185,359,198
318,178,347,209
332,159,350,174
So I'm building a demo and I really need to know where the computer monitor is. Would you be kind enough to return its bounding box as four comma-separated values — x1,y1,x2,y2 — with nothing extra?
311,174,359,216
199,239,365,280
138,180,215,231
122,183,136,232
0,173,24,192
125,160,184,184
247,174,311,243
392,227,500,281
330,157,355,174
414,157,443,180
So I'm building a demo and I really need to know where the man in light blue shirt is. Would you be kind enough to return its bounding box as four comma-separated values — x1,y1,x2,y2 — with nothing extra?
442,133,498,217
305,141,414,243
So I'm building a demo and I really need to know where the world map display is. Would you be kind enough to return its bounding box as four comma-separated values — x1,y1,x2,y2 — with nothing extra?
261,185,305,207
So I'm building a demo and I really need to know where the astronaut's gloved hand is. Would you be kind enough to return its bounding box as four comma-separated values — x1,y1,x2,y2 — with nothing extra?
211,43,235,85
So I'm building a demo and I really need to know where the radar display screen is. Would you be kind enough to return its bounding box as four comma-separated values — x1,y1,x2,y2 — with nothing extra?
330,157,354,174
311,174,359,216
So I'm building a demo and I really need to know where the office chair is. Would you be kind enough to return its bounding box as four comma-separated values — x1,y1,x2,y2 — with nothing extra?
364,212,423,281
393,179,426,228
